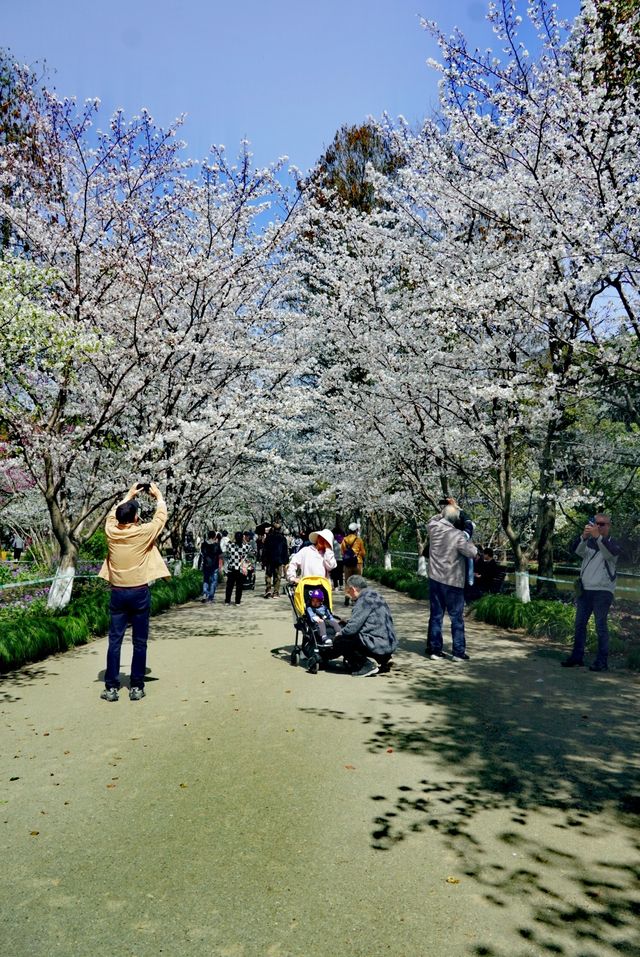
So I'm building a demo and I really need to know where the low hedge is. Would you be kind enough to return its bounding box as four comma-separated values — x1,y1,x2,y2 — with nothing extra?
471,593,636,666
471,593,621,646
367,565,638,670
0,568,202,673
366,564,429,600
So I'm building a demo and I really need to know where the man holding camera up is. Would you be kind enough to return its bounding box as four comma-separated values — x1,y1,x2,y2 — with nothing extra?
98,482,170,701
561,513,621,672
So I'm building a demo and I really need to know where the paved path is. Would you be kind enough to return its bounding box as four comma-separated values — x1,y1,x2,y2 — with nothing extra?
1,578,639,957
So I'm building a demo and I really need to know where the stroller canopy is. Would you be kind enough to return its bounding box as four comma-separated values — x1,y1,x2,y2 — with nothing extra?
292,576,333,617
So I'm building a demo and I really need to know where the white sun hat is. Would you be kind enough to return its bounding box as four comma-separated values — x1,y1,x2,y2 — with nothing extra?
309,529,335,549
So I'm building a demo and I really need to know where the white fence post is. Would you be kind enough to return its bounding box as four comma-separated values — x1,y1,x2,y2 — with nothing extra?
515,571,531,603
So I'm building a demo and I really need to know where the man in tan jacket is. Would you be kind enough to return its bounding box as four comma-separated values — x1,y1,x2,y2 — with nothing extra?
98,482,170,701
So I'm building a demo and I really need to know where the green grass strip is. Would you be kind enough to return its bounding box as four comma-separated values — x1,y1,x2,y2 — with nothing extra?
0,569,203,673
366,564,636,670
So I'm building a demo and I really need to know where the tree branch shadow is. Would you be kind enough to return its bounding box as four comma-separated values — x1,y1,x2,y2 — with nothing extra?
364,646,640,955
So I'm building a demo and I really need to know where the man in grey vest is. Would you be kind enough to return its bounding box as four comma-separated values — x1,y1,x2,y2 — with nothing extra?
561,514,621,672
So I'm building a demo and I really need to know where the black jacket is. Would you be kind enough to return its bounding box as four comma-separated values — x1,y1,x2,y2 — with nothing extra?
262,530,289,566
200,541,222,572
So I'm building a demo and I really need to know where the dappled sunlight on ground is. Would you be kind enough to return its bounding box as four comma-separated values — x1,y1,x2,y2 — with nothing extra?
305,579,640,957
2,573,639,956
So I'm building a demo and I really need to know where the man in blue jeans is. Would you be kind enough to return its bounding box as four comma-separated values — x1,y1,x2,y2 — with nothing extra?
561,514,621,672
426,498,477,662
98,482,170,701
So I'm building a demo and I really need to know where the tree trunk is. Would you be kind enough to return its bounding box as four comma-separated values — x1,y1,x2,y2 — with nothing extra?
514,568,531,602
535,425,558,598
497,434,531,603
47,546,78,609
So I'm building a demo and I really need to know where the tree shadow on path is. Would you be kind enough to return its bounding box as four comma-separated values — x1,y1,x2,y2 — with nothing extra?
366,633,640,957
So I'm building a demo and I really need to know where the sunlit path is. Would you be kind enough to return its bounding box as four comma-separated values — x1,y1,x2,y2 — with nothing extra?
1,577,639,957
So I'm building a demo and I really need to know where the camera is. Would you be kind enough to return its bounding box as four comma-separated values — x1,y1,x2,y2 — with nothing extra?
137,482,151,494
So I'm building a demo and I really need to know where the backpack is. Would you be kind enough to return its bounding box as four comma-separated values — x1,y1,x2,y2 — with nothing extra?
343,542,358,565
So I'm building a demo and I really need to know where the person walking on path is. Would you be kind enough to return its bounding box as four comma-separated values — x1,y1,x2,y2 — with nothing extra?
561,514,621,672
425,498,477,662
286,529,336,584
330,574,398,677
199,530,223,603
224,531,250,606
331,530,345,591
263,522,289,598
98,481,170,701
12,531,25,561
341,523,366,605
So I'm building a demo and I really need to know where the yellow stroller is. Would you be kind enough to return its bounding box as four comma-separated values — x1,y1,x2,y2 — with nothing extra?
287,576,336,674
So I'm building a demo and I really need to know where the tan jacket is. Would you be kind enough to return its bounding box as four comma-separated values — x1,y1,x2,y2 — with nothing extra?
341,533,366,569
98,498,170,587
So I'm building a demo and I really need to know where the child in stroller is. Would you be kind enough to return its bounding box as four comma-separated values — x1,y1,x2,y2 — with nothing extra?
287,577,344,673
306,587,343,648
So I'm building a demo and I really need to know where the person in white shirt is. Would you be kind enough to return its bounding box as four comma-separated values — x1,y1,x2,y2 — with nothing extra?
286,529,337,584
12,532,25,561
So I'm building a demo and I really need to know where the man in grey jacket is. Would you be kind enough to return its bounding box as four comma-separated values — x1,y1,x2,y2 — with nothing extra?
332,575,398,677
426,499,477,661
561,514,621,672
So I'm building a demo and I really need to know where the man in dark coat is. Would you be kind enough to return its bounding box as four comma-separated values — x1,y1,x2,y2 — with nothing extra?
199,530,223,603
262,522,289,598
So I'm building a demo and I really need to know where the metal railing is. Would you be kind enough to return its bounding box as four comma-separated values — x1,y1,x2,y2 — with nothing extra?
380,552,640,599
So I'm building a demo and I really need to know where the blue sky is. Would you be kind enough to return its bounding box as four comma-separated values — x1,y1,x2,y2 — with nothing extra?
4,0,580,172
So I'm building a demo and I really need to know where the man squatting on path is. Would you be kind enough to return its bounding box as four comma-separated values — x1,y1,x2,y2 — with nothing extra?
98,482,170,702
329,574,398,677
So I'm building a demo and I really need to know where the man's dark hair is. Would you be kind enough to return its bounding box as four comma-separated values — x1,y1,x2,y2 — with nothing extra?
483,547,494,558
115,500,139,525
234,531,244,546
206,530,216,540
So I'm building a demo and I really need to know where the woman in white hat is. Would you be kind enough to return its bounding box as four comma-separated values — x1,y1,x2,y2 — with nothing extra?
286,529,337,584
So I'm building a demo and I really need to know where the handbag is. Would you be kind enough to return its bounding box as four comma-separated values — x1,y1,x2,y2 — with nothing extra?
240,560,249,576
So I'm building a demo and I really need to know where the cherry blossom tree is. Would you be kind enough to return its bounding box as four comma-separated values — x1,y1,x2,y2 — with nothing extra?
292,0,640,597
0,85,304,605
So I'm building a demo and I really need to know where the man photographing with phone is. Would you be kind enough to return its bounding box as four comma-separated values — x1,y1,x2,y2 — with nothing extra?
561,513,621,672
98,481,170,701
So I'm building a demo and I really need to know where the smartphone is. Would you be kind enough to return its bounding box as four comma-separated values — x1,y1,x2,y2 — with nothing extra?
137,482,151,493
588,516,596,525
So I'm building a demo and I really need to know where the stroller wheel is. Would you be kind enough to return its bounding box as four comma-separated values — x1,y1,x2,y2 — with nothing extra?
307,659,319,674
290,649,300,666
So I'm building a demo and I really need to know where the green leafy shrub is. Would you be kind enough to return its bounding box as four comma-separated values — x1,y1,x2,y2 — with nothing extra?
369,565,637,670
626,645,640,671
0,568,202,673
366,563,429,601
79,530,108,560
473,594,622,650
